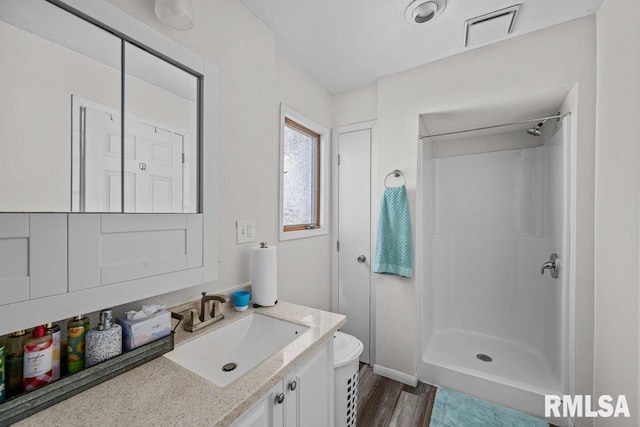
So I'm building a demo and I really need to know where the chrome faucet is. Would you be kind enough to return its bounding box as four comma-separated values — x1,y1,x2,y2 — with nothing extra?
180,292,229,332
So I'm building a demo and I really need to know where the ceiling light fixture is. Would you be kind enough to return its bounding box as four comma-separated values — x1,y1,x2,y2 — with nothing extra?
154,0,194,31
405,0,446,25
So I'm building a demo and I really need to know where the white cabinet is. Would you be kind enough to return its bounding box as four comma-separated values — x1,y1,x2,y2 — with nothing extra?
0,214,67,305
233,340,334,427
0,212,209,335
233,382,284,427
68,214,203,290
284,340,334,427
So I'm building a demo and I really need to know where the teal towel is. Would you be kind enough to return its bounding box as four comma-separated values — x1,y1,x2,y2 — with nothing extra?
373,185,414,278
431,387,548,427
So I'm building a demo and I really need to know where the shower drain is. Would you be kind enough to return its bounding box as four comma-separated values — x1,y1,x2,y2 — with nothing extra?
476,353,493,362
222,362,237,372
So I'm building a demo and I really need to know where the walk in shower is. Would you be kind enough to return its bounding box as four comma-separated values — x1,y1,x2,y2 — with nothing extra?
417,113,570,423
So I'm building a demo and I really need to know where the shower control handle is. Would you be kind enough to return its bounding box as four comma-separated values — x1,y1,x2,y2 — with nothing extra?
357,255,367,263
540,253,561,279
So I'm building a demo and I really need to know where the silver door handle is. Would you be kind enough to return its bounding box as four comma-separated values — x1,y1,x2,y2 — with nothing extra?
540,253,560,279
357,255,366,263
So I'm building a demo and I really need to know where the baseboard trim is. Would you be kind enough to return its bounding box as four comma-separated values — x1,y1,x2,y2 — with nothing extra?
373,364,418,387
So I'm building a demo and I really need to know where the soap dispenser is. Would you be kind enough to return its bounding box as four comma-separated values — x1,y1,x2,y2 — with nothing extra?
85,309,122,367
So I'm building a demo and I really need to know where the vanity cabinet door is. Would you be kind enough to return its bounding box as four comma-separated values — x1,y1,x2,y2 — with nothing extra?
68,213,203,290
232,381,284,427
0,214,67,306
284,340,334,427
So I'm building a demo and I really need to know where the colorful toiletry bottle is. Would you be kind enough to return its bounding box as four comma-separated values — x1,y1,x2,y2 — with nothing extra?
5,330,26,397
85,309,122,367
0,341,5,403
46,322,61,381
67,315,89,375
23,326,53,392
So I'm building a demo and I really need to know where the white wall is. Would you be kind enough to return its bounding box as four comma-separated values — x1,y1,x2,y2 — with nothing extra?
276,52,333,310
594,0,640,424
332,18,597,399
332,84,377,127
101,1,333,311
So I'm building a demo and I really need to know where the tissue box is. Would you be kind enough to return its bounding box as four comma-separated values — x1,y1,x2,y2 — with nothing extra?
118,309,171,352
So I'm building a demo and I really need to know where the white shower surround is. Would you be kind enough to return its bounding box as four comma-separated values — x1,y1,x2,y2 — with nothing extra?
417,123,570,424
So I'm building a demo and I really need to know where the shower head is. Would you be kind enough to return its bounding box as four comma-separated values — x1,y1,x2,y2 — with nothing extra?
527,126,542,137
526,120,546,137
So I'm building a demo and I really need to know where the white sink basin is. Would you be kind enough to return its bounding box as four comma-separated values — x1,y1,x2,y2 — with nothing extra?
164,313,309,387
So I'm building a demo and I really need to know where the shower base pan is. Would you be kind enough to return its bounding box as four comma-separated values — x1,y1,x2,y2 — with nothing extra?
420,329,567,426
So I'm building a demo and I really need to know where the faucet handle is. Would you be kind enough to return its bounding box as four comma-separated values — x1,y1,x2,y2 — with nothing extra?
179,308,199,330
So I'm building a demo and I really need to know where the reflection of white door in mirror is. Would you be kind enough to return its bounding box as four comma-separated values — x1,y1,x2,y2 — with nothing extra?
72,97,189,213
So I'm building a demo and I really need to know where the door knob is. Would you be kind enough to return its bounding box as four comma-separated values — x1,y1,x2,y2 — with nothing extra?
540,253,561,279
275,393,285,404
357,255,366,263
288,381,297,391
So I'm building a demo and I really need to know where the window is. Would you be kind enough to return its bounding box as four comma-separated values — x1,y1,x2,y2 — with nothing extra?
283,118,320,231
279,105,329,240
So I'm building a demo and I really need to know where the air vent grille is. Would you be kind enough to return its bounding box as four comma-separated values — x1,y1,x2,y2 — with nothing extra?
464,4,520,48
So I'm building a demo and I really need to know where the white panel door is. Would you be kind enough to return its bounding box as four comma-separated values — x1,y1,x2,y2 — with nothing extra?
337,129,372,363
83,107,123,212
82,104,185,213
124,119,183,213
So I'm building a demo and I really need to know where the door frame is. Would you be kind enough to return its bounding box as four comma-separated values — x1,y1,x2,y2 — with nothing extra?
331,119,377,365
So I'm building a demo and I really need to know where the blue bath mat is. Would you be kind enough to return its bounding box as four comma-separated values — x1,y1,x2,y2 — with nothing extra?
430,387,548,427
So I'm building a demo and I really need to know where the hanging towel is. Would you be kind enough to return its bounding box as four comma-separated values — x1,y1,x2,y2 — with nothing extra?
373,185,414,278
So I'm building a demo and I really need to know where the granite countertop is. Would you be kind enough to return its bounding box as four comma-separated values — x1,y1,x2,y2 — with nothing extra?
15,301,346,427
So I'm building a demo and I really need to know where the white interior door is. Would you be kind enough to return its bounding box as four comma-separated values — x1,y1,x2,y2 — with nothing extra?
336,128,372,364
124,119,183,213
83,107,123,212
80,102,185,213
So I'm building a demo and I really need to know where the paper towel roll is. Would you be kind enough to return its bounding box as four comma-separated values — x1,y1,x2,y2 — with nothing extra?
251,243,277,306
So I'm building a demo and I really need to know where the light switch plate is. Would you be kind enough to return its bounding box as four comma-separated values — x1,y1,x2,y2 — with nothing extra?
236,219,256,244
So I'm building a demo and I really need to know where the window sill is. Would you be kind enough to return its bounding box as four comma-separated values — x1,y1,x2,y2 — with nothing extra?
279,226,328,241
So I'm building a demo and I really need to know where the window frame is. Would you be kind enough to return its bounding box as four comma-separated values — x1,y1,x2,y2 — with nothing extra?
279,104,329,241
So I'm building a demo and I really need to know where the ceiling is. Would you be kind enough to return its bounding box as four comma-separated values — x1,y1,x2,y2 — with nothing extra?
240,0,604,94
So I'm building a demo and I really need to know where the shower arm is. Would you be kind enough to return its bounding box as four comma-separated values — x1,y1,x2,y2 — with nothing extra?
418,112,570,141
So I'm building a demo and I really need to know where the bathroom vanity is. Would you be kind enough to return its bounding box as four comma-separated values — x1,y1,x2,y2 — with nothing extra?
14,302,345,426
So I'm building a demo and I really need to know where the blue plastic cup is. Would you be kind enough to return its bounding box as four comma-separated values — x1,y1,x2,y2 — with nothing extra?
232,290,251,311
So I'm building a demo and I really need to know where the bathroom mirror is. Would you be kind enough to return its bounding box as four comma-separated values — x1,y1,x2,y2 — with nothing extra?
0,0,200,213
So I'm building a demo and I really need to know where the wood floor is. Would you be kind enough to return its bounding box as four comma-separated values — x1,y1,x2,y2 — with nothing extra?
357,363,435,427
356,363,554,427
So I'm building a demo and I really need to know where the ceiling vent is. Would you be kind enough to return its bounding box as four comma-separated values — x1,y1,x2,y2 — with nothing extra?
464,4,520,48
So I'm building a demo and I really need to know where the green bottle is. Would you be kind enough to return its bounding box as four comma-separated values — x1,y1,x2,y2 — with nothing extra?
4,330,26,398
0,341,5,403
67,315,89,374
